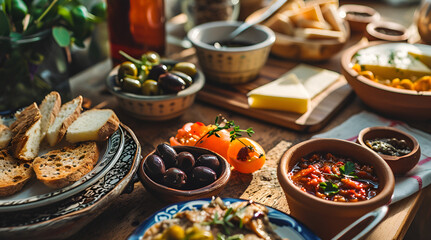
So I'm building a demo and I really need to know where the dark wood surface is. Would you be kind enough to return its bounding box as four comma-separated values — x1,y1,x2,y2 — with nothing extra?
64,1,431,240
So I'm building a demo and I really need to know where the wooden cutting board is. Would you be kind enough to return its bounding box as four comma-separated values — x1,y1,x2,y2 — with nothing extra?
196,57,355,132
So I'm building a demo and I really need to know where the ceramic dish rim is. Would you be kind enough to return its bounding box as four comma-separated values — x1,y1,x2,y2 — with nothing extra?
127,197,320,240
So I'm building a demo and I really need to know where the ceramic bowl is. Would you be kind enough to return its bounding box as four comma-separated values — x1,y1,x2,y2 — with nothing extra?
106,60,205,121
278,138,395,240
187,21,275,84
339,4,381,33
341,41,431,120
365,21,409,42
357,126,421,175
138,145,231,203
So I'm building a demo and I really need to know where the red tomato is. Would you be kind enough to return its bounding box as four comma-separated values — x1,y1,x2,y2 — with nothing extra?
227,138,266,173
169,122,231,160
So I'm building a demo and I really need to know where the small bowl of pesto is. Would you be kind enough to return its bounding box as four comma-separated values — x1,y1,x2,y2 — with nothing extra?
357,126,421,175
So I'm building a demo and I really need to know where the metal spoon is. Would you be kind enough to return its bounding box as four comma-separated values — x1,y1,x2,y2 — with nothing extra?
213,0,288,48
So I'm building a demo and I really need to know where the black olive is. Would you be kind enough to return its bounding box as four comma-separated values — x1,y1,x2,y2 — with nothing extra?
148,64,168,81
176,151,195,172
144,154,166,180
196,154,220,172
164,168,187,188
170,70,193,87
156,143,177,168
158,73,186,93
193,166,217,185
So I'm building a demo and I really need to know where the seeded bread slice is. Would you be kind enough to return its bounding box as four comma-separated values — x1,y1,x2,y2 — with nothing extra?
33,141,99,188
66,109,120,143
0,150,33,197
39,91,61,141
9,103,42,161
0,124,12,149
46,96,83,147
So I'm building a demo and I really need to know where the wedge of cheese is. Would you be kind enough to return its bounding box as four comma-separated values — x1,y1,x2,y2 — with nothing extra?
247,74,310,114
247,64,340,114
408,51,431,69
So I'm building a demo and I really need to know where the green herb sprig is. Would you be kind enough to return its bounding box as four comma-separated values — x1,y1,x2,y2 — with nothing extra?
319,181,339,195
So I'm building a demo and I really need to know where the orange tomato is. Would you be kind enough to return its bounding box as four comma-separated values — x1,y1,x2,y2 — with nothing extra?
169,122,231,160
227,137,266,174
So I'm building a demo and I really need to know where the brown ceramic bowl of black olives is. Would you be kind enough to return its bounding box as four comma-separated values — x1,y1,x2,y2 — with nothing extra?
357,126,421,175
138,143,231,203
106,60,205,121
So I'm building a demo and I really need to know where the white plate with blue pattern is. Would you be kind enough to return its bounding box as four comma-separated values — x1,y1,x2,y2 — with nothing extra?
128,198,320,240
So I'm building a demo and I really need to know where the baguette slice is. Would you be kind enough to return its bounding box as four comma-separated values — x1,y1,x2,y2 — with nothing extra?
33,141,99,188
0,150,33,196
0,124,12,149
39,91,61,141
10,103,42,161
66,109,120,143
46,96,83,146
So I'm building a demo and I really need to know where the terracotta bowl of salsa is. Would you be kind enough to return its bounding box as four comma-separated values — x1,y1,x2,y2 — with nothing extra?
277,138,395,240
357,126,421,175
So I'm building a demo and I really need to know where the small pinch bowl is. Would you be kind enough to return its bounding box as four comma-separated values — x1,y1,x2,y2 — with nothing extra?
106,60,205,121
339,4,381,33
278,138,394,240
187,21,275,84
365,21,409,42
357,126,421,175
138,145,231,203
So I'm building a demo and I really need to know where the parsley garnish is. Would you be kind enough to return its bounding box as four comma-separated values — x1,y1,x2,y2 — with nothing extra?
319,181,339,195
204,207,243,235
340,161,357,178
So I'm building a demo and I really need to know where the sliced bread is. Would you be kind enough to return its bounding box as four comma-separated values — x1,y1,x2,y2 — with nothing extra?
46,96,83,146
33,141,99,188
0,150,33,197
66,109,120,143
9,103,42,161
39,91,61,141
0,124,12,149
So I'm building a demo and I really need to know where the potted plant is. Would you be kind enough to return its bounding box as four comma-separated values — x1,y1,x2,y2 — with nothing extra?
0,0,106,113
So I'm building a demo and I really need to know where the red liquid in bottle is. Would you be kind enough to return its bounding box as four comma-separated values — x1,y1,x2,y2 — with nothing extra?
107,0,166,64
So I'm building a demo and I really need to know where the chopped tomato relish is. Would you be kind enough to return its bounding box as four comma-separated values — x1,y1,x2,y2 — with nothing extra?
289,153,379,202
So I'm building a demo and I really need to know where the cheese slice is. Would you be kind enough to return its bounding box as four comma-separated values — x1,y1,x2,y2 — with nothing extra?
408,51,431,69
355,47,431,80
247,74,310,114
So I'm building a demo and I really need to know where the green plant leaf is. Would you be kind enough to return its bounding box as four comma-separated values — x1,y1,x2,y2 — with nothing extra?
319,181,339,195
0,9,10,36
52,26,70,47
340,161,356,176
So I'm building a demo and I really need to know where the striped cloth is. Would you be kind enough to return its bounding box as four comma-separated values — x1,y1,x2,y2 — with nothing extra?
312,111,431,203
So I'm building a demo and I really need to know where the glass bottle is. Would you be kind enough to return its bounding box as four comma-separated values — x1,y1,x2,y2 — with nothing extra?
106,0,166,64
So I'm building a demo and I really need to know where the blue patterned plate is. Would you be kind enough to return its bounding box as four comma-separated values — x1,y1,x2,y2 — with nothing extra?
0,124,125,212
128,198,320,240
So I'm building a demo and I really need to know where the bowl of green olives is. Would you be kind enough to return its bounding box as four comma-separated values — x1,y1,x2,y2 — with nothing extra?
106,51,205,120
139,143,231,203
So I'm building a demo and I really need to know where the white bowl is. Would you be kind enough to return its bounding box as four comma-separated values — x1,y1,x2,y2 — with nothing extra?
187,21,275,84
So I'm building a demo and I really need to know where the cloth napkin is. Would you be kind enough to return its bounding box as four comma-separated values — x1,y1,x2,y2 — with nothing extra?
312,111,431,203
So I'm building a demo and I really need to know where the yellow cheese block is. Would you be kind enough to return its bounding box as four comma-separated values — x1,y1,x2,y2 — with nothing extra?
356,48,431,80
294,27,344,40
247,74,310,114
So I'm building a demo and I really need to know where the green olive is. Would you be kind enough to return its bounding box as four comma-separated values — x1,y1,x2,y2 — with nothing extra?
122,77,142,93
164,225,185,240
140,65,150,82
170,70,193,87
141,80,159,95
185,226,213,240
144,51,160,65
118,61,138,80
172,62,197,77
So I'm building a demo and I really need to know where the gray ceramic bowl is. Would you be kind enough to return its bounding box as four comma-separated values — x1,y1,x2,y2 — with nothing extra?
187,21,275,84
106,60,205,121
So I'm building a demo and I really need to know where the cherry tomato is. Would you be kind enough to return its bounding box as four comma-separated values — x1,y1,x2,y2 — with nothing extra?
169,122,230,160
227,138,266,174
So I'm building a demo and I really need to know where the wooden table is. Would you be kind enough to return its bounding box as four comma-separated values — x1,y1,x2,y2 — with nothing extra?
65,1,431,240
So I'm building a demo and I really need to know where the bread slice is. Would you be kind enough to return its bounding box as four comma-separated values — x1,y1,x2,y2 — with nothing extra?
9,103,42,161
0,124,12,149
0,150,33,197
66,109,120,143
33,141,99,188
46,96,83,146
39,91,61,141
